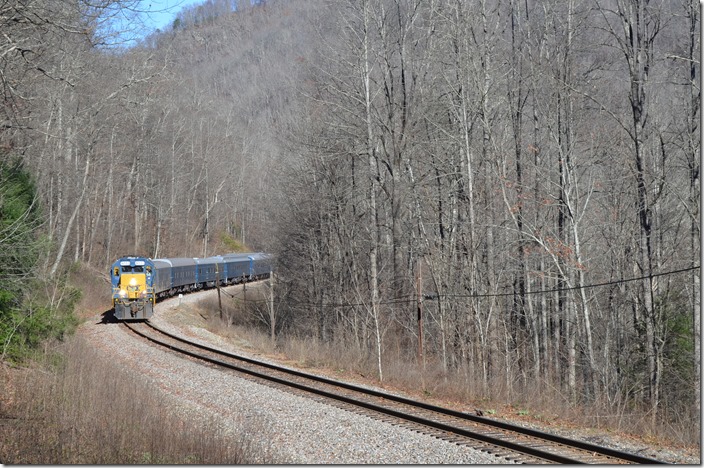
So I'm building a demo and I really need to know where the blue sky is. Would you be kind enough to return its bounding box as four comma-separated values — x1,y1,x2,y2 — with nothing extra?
137,0,205,32
111,0,259,46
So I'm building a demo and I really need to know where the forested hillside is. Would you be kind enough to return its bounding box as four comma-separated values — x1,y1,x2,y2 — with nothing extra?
1,0,700,440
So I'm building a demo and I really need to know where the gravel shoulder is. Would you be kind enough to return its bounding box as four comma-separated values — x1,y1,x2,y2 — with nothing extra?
80,286,701,464
80,287,516,464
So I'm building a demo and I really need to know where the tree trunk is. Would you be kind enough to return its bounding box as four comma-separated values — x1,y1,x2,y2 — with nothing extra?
362,0,383,382
50,157,90,277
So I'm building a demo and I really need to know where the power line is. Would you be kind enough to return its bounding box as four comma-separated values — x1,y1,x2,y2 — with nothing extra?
439,265,701,300
288,265,700,309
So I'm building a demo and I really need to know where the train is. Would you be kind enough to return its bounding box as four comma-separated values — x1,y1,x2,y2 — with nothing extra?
110,252,273,320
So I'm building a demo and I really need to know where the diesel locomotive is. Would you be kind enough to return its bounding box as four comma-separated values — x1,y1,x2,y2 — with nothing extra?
110,253,273,320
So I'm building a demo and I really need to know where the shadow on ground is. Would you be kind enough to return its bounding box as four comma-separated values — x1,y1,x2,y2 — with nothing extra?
98,309,117,324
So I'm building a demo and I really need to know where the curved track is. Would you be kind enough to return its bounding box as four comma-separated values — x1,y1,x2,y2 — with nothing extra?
123,320,665,465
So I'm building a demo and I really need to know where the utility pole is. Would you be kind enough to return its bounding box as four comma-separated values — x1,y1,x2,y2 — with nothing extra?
416,258,424,367
242,274,246,312
216,264,223,320
269,269,275,343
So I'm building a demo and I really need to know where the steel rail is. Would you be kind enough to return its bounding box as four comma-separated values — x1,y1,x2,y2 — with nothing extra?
126,321,665,465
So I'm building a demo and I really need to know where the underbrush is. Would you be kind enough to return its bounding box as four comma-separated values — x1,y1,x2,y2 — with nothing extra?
0,335,274,464
199,289,700,449
67,262,113,320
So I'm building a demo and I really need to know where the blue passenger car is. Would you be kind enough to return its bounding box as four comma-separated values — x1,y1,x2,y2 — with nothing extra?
247,252,274,279
195,256,220,286
222,253,252,281
168,258,198,289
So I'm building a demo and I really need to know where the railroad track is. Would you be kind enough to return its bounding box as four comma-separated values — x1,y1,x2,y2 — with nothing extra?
123,320,665,465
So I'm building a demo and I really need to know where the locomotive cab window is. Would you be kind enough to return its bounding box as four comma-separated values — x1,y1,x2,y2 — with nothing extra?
122,266,131,273
134,266,143,272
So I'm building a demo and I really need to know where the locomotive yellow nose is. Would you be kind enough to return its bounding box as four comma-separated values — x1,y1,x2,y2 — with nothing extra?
120,274,146,299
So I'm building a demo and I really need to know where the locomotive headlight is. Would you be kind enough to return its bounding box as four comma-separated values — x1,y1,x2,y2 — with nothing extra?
119,289,128,298
129,278,137,286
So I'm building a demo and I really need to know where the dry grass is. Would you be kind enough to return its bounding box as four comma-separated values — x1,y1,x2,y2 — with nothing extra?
65,262,113,320
0,336,275,464
195,291,699,449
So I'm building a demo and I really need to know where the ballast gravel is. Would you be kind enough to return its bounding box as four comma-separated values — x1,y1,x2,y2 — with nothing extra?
80,288,516,464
